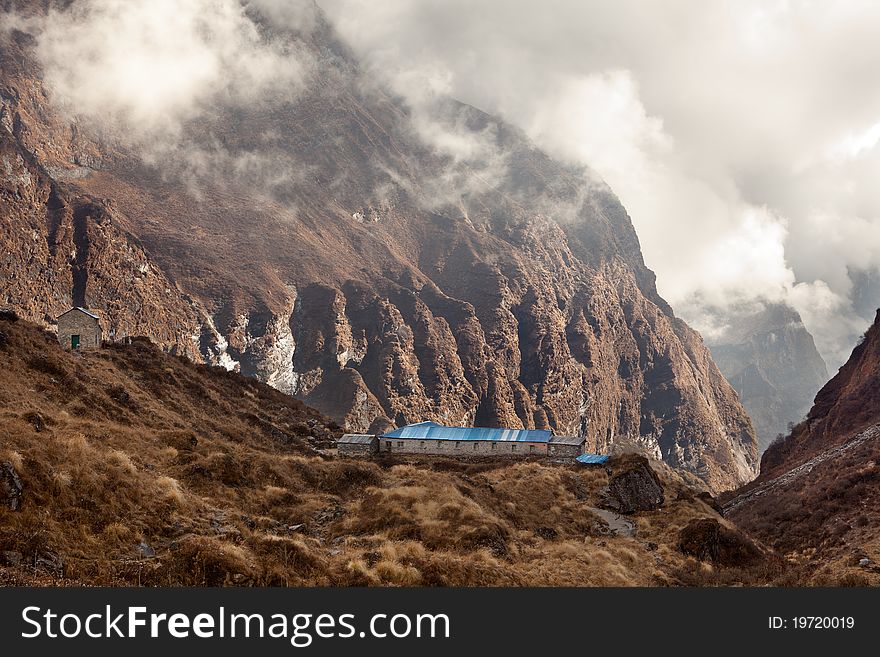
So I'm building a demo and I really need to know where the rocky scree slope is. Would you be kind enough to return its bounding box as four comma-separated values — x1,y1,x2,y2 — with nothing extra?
0,2,756,491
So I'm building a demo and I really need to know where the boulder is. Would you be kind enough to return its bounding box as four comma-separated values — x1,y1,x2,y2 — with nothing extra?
1,461,23,511
23,411,45,433
603,455,664,514
136,542,156,559
1,551,23,566
677,518,764,567
34,550,63,577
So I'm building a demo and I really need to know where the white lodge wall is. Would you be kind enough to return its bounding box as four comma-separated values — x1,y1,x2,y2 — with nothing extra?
378,437,549,457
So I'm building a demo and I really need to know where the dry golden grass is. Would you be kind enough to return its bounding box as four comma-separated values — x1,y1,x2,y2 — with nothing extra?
0,316,792,586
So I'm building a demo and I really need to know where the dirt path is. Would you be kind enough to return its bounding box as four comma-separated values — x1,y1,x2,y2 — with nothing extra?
723,424,880,514
588,507,636,537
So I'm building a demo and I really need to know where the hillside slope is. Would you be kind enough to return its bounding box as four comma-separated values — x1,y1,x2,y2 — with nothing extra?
725,310,880,584
0,315,775,586
0,1,756,490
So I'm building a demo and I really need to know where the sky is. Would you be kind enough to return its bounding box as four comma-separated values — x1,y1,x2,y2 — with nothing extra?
319,0,880,369
12,0,880,369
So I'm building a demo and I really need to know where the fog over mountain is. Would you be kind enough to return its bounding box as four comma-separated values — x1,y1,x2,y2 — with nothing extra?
12,1,878,368
1,0,760,491
321,0,880,369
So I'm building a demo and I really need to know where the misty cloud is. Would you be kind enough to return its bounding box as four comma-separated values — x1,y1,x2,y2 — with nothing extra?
321,0,880,369
9,0,879,367
19,0,317,198
36,0,310,138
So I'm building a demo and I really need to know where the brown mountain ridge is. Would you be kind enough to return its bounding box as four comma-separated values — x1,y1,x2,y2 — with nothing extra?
0,314,791,586
0,1,757,491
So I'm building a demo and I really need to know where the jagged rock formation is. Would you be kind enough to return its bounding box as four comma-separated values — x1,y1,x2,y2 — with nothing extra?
708,303,829,453
0,2,757,490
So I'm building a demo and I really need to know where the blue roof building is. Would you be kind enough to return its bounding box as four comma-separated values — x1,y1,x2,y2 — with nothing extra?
377,421,594,461
382,421,552,443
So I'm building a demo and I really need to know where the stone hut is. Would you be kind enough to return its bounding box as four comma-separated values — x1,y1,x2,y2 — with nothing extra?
338,434,379,457
548,435,587,461
57,307,102,350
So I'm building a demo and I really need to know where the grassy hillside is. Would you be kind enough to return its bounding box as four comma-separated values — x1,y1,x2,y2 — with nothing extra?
1,314,780,586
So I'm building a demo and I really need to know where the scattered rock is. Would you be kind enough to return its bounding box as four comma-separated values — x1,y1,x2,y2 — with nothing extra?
1,461,23,511
136,542,156,559
288,523,305,533
603,456,664,514
108,385,131,405
1,550,23,566
314,505,345,523
859,558,871,568
34,550,63,577
677,518,764,567
588,507,636,538
23,411,45,433
535,526,558,539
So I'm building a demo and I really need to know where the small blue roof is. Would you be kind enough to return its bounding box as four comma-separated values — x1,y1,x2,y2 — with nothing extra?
576,454,610,465
382,421,552,443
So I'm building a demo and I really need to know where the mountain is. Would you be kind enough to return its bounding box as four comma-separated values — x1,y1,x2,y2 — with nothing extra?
0,314,773,586
0,2,757,491
707,303,829,453
724,309,880,585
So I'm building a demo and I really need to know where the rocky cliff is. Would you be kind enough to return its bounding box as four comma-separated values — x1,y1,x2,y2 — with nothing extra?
724,310,880,583
708,303,828,454
758,309,880,477
0,2,757,491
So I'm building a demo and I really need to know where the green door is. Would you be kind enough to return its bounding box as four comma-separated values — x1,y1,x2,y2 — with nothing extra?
71,334,80,350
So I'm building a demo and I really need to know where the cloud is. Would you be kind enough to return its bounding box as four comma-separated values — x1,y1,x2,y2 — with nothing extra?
19,0,316,197
321,0,880,368
9,0,879,367
36,0,309,139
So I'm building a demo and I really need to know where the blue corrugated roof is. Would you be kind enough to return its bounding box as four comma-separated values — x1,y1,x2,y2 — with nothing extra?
576,454,610,465
382,421,552,443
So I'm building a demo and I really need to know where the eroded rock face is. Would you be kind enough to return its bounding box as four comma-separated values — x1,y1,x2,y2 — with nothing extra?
0,4,757,491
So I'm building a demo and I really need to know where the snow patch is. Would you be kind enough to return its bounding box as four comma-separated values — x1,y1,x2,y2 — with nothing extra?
254,286,298,396
202,313,240,372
